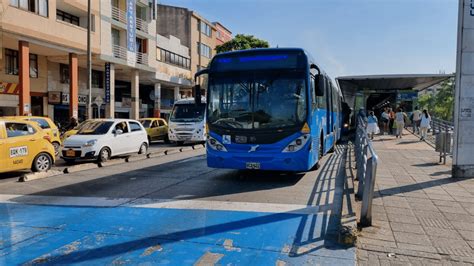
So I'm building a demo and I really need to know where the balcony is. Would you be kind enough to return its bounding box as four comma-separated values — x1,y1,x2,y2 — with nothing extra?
112,45,148,66
111,6,148,33
136,17,148,33
111,6,126,24
112,45,127,60
136,51,148,65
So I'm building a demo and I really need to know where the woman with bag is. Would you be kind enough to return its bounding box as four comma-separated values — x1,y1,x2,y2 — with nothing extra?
367,111,380,140
419,110,431,141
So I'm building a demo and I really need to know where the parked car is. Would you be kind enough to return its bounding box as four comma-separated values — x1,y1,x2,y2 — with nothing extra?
61,119,148,163
60,120,94,143
0,119,55,173
5,116,61,156
139,118,170,143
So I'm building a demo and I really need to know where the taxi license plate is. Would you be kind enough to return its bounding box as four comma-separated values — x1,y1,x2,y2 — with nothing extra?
66,149,75,157
246,162,260,170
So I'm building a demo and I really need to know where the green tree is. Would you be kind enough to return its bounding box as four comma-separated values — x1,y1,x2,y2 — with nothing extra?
418,78,454,121
215,34,270,54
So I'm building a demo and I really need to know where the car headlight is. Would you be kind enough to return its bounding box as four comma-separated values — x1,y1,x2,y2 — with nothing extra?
83,139,97,147
207,136,227,152
282,134,310,153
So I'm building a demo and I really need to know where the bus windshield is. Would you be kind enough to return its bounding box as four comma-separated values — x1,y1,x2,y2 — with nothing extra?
170,103,206,122
208,71,307,130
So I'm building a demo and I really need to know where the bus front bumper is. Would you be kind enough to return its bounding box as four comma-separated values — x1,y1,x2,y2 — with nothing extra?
206,147,311,172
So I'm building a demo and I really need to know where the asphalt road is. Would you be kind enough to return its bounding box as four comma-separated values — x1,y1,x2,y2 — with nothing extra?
0,145,354,265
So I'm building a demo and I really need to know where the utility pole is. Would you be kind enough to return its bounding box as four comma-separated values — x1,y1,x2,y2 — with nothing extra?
87,0,92,119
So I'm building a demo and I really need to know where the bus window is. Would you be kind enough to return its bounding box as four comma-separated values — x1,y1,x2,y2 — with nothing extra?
317,76,327,109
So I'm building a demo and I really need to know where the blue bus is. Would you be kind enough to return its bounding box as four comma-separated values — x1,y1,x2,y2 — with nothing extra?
194,48,342,172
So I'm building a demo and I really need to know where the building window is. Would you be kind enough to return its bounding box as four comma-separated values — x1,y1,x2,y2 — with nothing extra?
5,48,19,75
60,63,69,84
92,70,103,88
10,0,48,17
199,21,211,37
157,48,190,69
197,42,211,58
111,28,120,46
56,9,79,26
29,54,38,78
216,31,222,39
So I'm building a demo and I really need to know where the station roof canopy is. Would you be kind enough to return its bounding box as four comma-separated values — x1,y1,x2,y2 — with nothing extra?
337,74,454,93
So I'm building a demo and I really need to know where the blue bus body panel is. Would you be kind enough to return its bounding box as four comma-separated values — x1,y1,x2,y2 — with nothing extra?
206,132,313,172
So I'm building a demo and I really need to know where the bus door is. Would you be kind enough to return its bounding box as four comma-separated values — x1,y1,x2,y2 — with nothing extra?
325,79,333,139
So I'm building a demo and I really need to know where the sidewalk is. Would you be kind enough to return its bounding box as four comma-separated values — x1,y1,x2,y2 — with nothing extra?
356,132,474,265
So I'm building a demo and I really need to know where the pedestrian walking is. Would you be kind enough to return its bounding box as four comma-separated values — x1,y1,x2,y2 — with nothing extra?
419,109,431,141
381,107,390,135
395,108,405,138
367,111,379,140
388,108,395,135
412,106,422,134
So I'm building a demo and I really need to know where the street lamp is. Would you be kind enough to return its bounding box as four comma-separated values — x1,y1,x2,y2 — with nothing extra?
87,0,92,119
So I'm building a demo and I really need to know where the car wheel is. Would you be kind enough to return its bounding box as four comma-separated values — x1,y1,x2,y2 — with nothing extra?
32,153,52,172
52,142,60,157
138,142,148,154
98,147,111,163
176,141,184,146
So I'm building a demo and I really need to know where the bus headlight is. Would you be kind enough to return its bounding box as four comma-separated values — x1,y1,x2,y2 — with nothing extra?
283,134,310,153
207,136,227,152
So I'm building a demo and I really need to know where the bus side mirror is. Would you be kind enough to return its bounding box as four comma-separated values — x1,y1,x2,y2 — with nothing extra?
316,75,325,96
193,85,202,104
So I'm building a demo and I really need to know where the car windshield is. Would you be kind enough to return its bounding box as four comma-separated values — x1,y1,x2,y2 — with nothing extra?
140,120,152,128
208,71,307,130
170,104,206,122
77,121,113,135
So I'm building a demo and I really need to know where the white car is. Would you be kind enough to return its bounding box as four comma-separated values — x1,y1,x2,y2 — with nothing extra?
61,119,148,163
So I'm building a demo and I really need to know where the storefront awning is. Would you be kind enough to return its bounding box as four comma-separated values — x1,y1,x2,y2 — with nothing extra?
0,82,19,95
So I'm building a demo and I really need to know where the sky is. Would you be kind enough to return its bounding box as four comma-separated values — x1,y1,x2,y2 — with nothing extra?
160,0,458,79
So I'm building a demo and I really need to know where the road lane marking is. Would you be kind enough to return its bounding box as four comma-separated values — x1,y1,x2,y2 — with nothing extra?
0,194,329,215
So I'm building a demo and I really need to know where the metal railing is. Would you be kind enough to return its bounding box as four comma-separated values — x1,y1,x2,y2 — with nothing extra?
111,6,126,24
354,116,379,227
412,117,453,164
112,45,127,60
136,51,148,65
136,17,148,33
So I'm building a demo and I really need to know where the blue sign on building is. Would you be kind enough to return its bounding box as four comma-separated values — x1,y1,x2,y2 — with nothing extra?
105,63,110,103
126,0,136,66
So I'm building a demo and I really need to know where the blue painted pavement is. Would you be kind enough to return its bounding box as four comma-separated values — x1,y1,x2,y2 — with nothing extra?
0,202,355,265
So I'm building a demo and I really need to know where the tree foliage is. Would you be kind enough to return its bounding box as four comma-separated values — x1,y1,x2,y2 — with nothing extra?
215,34,270,54
418,78,454,121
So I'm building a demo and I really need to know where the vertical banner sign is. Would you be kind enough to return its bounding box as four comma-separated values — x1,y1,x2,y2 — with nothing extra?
126,0,136,67
453,0,474,177
105,63,111,103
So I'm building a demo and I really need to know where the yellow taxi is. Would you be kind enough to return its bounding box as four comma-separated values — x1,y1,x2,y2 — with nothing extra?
139,118,169,143
0,119,55,173
5,116,62,156
60,120,91,143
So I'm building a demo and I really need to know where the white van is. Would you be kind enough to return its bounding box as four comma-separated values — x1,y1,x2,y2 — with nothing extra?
168,97,206,145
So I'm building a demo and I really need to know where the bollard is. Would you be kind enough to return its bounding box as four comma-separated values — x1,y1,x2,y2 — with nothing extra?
360,156,378,227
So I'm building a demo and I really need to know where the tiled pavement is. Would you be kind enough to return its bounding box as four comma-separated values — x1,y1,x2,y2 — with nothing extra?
356,132,474,265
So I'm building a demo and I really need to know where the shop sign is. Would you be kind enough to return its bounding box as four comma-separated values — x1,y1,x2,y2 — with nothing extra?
105,63,110,103
48,92,62,104
62,94,88,106
0,82,19,95
126,0,136,67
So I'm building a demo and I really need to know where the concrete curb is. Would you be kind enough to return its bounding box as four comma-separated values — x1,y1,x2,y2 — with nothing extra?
63,163,99,174
125,155,148,163
164,149,180,155
18,170,63,182
98,158,126,168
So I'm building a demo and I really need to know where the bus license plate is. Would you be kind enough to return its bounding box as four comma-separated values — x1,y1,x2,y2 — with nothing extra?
246,162,260,170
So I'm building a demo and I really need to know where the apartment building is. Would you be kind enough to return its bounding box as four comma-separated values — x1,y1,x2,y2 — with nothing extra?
0,0,102,123
213,22,232,46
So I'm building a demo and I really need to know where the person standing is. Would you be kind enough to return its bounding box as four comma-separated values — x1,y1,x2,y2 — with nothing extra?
388,108,395,135
367,111,379,140
381,107,390,135
395,108,405,138
419,109,431,141
412,106,422,134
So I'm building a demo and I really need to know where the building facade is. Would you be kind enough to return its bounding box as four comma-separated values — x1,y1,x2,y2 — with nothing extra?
213,22,232,46
0,1,230,122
